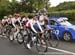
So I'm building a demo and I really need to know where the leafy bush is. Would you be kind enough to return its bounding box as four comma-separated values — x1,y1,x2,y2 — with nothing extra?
49,10,75,21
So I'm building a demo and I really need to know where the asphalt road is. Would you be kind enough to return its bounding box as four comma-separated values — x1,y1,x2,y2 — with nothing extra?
0,36,75,55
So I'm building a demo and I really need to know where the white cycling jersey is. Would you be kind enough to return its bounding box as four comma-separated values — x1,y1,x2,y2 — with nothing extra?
2,19,8,24
39,15,45,25
8,17,21,28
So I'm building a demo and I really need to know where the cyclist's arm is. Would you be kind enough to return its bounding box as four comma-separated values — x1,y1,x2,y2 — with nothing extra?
30,21,37,33
17,18,22,26
36,21,43,32
2,19,3,24
11,18,16,28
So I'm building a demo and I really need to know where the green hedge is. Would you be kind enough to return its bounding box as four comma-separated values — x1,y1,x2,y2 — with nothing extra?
49,10,75,21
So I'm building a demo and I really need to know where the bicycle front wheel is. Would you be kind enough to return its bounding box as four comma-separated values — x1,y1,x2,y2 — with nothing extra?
17,32,24,44
36,34,48,52
8,32,14,42
48,31,59,48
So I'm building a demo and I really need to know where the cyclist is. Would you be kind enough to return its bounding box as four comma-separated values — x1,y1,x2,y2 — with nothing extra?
2,16,8,26
7,15,15,31
21,15,29,25
14,14,22,27
7,14,22,40
12,13,22,40
8,15,13,26
39,13,50,31
26,15,44,49
2,16,8,35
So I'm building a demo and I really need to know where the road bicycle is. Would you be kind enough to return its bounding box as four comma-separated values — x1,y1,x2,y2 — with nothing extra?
6,25,23,44
23,28,48,52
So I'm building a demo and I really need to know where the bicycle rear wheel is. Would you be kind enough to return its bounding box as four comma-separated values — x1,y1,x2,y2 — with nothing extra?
36,34,48,52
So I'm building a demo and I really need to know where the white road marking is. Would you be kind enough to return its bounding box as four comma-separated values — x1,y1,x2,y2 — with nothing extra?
48,46,75,55
36,43,75,55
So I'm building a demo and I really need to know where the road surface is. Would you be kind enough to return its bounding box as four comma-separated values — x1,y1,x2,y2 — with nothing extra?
0,36,75,55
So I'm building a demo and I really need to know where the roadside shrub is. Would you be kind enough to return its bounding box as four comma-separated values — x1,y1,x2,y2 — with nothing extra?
49,10,75,21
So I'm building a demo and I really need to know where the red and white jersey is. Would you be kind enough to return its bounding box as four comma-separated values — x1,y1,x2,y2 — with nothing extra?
26,19,32,27
26,19,43,33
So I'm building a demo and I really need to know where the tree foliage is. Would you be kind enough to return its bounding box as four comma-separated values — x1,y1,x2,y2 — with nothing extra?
20,0,50,12
49,1,75,12
0,0,50,19
49,1,75,21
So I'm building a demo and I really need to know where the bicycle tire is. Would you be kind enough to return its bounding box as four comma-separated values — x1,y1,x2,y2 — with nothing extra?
8,32,14,42
36,33,48,52
17,32,24,44
48,30,59,48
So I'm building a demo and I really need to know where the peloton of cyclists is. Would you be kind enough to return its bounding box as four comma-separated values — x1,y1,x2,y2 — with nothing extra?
0,12,50,49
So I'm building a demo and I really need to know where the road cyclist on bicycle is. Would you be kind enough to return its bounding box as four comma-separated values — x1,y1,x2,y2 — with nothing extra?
25,14,45,49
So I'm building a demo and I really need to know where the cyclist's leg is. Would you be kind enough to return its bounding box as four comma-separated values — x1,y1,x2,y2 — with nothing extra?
26,27,33,43
26,28,32,49
9,24,15,32
14,25,20,39
2,24,6,35
41,25,45,38
45,25,51,30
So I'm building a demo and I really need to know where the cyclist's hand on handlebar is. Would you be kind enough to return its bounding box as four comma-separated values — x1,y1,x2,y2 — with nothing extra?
20,26,23,29
41,31,44,33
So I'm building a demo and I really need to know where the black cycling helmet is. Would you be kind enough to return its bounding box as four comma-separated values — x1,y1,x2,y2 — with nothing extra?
28,15,33,19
